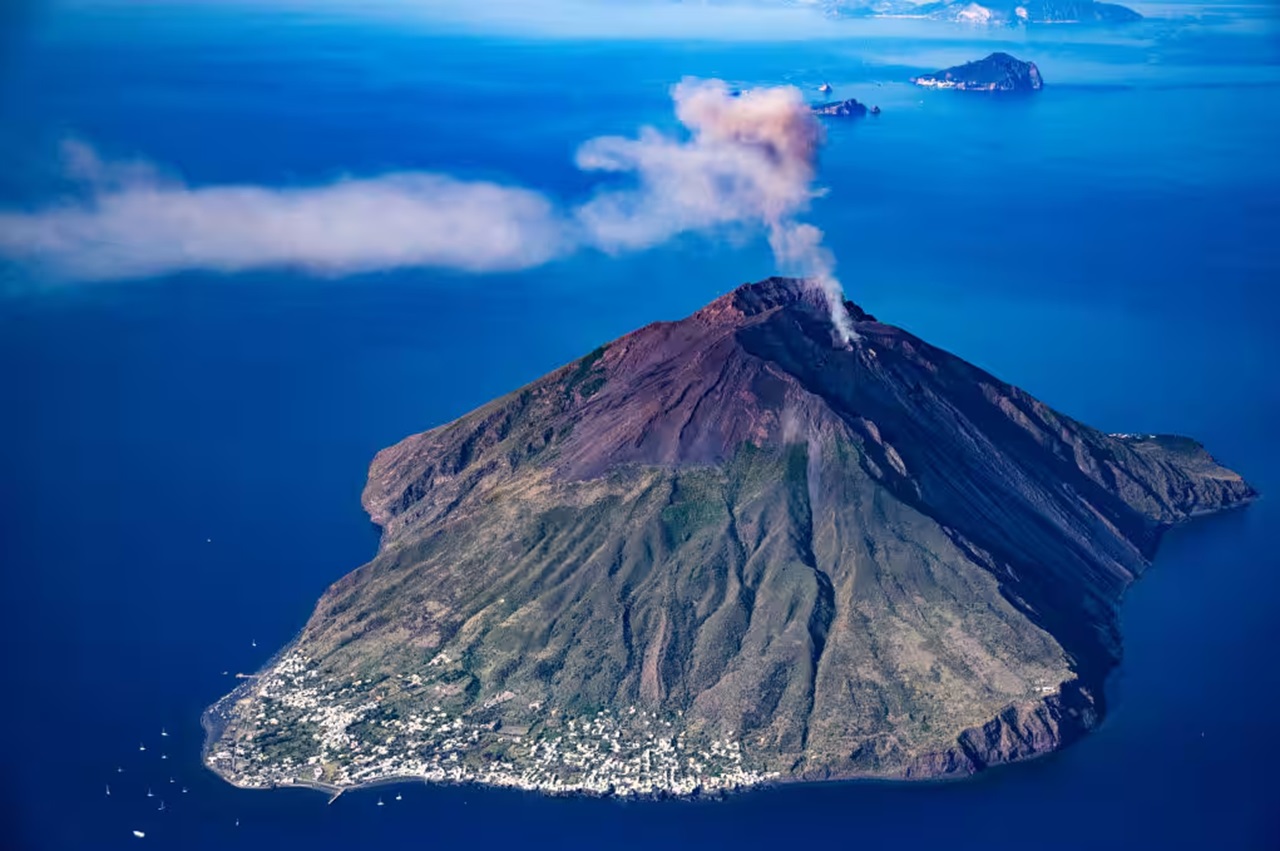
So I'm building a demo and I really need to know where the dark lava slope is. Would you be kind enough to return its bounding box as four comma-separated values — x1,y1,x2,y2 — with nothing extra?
210,278,1255,790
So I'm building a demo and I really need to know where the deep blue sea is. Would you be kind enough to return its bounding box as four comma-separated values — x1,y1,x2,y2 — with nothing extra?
2,2,1279,849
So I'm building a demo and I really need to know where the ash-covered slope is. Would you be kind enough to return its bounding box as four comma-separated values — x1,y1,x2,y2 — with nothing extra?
206,278,1254,796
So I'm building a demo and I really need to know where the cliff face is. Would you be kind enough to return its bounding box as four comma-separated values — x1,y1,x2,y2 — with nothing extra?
205,278,1254,796
913,52,1044,92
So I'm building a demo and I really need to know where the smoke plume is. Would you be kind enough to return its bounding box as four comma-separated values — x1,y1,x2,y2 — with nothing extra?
577,79,852,341
0,80,853,340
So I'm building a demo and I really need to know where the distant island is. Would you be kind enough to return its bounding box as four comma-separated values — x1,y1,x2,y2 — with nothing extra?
204,278,1253,798
812,97,881,117
913,52,1044,92
824,1,1142,25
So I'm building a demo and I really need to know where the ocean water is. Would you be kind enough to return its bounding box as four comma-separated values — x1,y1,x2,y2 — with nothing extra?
1,3,1279,849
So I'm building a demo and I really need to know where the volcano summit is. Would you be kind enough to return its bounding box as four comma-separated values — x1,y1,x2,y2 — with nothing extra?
204,278,1254,797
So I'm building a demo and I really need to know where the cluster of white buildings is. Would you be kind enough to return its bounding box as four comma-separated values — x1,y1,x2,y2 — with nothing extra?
208,651,778,797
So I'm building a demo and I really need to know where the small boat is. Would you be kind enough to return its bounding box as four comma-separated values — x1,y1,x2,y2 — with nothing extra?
106,785,111,797
160,728,168,737
132,830,145,839
169,777,175,784
235,818,240,827
394,793,402,801
146,788,154,798
116,767,124,773
157,801,166,813
818,82,833,94
138,744,146,752
251,640,257,648
182,786,189,794
377,797,384,807
161,754,168,760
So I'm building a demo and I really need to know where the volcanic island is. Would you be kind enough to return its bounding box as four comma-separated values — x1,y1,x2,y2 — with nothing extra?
204,277,1254,798
912,52,1044,92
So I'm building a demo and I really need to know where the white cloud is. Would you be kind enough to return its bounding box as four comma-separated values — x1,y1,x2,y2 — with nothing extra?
0,79,852,339
0,169,569,281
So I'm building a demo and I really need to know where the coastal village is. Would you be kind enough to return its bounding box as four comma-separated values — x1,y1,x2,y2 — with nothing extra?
205,651,778,798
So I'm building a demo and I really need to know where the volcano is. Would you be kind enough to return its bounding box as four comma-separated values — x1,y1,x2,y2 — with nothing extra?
205,278,1254,796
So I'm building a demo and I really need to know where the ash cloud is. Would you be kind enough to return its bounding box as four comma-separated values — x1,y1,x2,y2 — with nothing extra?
0,79,853,340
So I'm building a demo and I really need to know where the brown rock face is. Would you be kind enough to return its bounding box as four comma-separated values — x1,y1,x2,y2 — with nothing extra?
208,277,1255,795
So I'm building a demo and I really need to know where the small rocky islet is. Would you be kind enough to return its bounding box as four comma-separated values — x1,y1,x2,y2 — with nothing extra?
812,98,881,117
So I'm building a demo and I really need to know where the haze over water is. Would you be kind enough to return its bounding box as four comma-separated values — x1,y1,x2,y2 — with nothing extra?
1,2,1278,849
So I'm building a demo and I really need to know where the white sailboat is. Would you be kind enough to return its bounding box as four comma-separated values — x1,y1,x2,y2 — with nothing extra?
394,793,402,801
132,830,145,839
106,785,111,797
146,788,154,798
160,728,168,737
377,797,384,807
